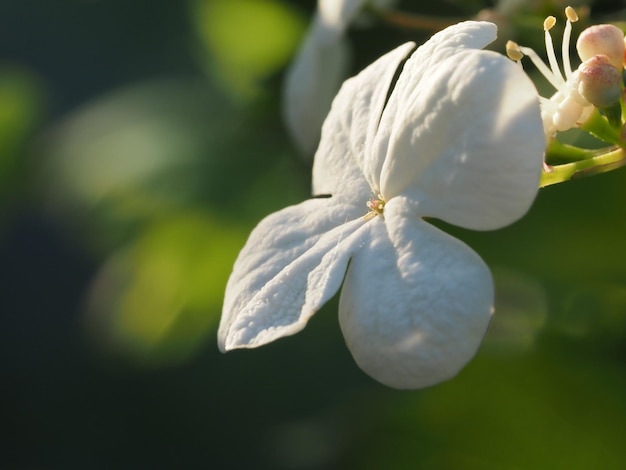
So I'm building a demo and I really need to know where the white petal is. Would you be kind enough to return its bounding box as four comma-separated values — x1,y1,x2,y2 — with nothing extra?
219,198,366,351
338,198,494,389
318,0,365,36
283,15,351,155
311,42,416,197
373,21,498,180
380,49,544,230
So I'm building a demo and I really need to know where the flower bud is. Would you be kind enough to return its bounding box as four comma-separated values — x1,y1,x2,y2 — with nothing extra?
576,24,625,70
577,54,623,108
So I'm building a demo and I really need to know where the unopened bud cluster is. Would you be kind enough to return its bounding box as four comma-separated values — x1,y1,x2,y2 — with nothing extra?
578,54,622,108
576,24,624,108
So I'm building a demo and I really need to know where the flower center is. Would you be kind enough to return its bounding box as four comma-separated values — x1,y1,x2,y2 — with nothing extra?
364,194,386,220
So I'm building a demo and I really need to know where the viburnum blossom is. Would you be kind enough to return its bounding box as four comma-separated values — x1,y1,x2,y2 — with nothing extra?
283,0,394,155
506,7,625,140
220,21,544,389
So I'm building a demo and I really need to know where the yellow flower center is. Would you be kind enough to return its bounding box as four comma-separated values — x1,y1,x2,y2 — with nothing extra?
365,194,386,220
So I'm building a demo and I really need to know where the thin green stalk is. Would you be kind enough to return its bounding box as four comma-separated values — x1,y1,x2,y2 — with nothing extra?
376,9,465,31
540,146,626,187
545,139,598,163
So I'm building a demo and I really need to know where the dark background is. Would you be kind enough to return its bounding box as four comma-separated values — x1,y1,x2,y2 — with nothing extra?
1,0,625,468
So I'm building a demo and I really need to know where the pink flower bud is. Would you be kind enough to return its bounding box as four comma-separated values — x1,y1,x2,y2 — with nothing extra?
577,24,625,70
578,54,623,108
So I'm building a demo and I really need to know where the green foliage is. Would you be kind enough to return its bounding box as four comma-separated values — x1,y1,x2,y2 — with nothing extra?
85,212,247,365
192,0,306,97
0,67,42,214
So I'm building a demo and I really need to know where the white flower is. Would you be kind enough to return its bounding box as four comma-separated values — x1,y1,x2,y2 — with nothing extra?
507,7,625,140
220,21,544,389
283,0,394,155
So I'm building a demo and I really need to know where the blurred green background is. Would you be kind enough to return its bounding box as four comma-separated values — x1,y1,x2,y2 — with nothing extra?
1,0,625,468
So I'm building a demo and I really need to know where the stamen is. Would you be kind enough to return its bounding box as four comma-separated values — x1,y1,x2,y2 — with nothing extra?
543,16,566,86
562,7,579,79
364,194,386,220
518,45,563,90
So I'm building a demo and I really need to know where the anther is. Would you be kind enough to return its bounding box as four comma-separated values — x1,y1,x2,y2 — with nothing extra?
565,6,578,23
506,40,524,61
544,16,556,31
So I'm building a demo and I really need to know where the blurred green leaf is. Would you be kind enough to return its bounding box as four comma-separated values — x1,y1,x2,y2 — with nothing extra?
85,212,247,366
0,66,43,213
341,346,626,470
38,78,286,249
192,0,306,97
40,79,217,220
412,351,626,469
483,267,548,354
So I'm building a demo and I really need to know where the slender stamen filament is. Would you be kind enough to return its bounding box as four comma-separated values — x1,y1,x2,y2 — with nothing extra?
517,44,563,90
562,19,573,79
543,16,566,86
562,6,579,79
511,7,583,91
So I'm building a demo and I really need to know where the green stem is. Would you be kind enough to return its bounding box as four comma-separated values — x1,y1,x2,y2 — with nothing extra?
580,109,621,145
540,146,626,187
545,139,598,163
376,9,466,31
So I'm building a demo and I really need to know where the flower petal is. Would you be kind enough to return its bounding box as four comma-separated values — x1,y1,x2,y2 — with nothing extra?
338,198,494,389
372,21,498,189
219,198,366,351
379,48,543,230
311,41,416,197
283,15,351,155
283,0,397,156
318,0,364,36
